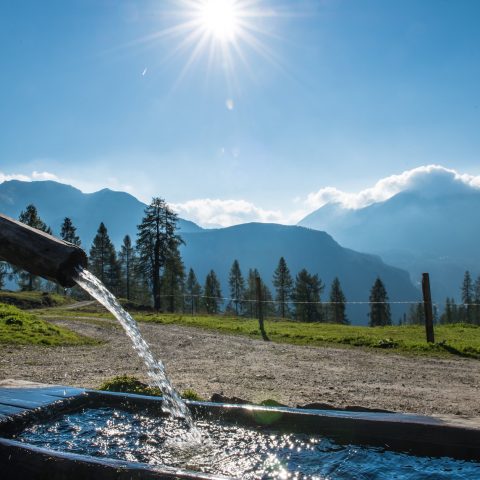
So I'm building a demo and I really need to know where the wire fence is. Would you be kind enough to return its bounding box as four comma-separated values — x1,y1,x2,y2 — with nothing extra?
153,293,453,308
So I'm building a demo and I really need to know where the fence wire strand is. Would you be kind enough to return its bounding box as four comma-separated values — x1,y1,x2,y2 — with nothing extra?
155,293,444,308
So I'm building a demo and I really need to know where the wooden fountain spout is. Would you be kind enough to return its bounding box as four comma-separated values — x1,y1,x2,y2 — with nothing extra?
0,213,88,287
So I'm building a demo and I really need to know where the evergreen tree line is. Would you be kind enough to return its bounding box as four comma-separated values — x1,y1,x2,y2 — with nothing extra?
1,202,393,325
225,257,351,324
439,271,480,325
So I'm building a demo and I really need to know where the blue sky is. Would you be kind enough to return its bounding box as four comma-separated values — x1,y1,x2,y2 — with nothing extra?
1,0,479,226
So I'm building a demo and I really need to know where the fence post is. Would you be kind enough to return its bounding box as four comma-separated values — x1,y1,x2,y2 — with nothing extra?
422,273,435,343
255,275,269,341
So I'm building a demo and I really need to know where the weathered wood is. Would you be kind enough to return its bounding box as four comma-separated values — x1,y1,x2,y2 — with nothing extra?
0,213,87,287
422,273,435,343
255,275,269,341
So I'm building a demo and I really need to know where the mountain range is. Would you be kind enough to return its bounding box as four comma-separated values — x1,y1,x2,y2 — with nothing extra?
0,180,419,325
299,170,480,303
0,180,202,246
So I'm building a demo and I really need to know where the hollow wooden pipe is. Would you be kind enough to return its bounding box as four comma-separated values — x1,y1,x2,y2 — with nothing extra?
0,213,88,287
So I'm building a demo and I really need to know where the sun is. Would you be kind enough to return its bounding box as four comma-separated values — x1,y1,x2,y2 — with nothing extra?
199,0,239,42
127,1,283,87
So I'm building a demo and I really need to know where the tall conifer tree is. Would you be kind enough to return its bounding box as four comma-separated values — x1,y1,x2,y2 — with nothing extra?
292,269,324,322
161,249,185,312
185,268,202,314
60,217,81,246
461,270,474,323
136,197,184,311
273,257,293,319
203,270,222,314
368,277,391,326
228,259,245,315
89,222,120,293
328,277,348,324
244,268,259,318
118,235,136,300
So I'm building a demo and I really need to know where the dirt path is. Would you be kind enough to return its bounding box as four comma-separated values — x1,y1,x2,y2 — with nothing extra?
60,300,96,310
1,316,479,422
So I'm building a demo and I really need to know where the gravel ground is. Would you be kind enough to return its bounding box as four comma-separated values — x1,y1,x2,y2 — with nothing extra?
1,316,479,424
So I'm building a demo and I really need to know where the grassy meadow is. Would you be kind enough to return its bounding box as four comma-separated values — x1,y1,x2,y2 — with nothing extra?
36,303,480,359
0,302,97,346
2,291,479,358
0,291,73,309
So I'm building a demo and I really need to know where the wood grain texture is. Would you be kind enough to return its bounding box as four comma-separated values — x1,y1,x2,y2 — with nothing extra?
0,214,88,287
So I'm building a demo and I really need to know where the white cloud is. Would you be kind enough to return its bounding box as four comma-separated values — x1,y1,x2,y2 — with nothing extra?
171,198,285,228
0,172,31,183
31,171,60,181
0,170,137,200
0,170,60,184
3,164,480,228
304,165,480,211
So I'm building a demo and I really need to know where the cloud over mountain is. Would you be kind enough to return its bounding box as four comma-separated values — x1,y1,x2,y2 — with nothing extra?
3,165,479,229
0,171,60,184
171,198,286,228
304,165,480,211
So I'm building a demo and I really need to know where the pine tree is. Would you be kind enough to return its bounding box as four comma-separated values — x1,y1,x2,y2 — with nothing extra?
272,257,293,319
328,277,348,324
118,235,136,300
136,197,184,311
228,259,245,315
161,249,185,313
17,204,52,290
243,268,259,317
461,271,474,323
203,270,222,314
89,222,120,294
60,217,81,246
185,268,202,314
261,280,276,318
19,204,52,234
368,277,391,326
292,269,324,322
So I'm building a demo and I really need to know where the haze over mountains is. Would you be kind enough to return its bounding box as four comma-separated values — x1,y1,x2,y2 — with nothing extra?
0,179,419,325
299,166,480,302
180,223,419,324
0,180,202,246
1,165,477,308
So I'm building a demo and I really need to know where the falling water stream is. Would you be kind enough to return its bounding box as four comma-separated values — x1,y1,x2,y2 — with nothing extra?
74,268,199,439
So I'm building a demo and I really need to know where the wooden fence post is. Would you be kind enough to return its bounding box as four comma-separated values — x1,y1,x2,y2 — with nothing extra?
255,275,269,341
422,273,435,343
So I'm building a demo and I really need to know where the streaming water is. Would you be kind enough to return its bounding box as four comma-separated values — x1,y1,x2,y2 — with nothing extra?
74,268,199,438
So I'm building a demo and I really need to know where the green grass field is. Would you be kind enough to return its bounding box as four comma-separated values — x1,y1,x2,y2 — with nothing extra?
40,307,480,359
0,291,73,309
0,303,98,346
136,314,480,358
